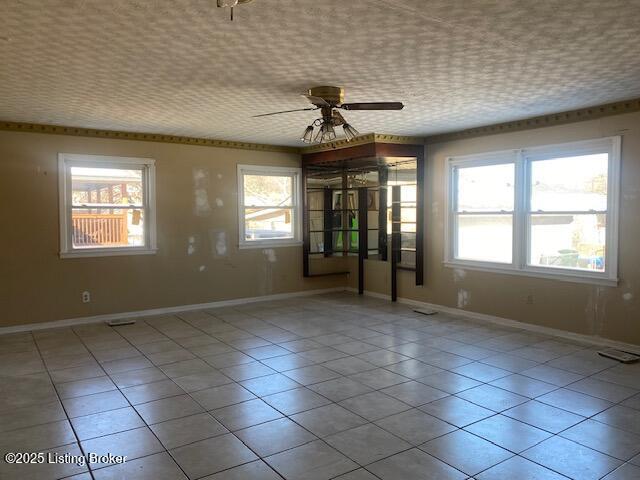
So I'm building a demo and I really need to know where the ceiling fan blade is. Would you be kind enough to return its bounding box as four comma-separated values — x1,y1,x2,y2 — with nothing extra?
302,94,330,107
252,107,317,118
340,102,404,111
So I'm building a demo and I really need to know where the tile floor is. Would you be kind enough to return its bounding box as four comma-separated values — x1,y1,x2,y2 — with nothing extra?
1,291,639,480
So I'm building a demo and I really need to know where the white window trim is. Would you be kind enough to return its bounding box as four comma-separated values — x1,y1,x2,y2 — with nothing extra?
237,164,302,249
444,137,621,286
58,153,157,258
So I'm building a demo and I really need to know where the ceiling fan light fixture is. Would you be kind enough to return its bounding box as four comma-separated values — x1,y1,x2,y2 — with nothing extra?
301,125,314,143
321,123,336,142
343,123,359,141
313,124,325,143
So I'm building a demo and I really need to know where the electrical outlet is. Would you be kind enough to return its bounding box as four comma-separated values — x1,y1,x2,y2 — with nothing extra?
82,291,91,303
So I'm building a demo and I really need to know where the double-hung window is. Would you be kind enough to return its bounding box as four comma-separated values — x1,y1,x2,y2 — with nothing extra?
59,154,157,258
446,137,620,285
237,165,302,248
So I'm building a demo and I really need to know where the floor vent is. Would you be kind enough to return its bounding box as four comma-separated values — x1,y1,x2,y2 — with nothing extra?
598,348,640,363
414,308,438,316
106,319,137,327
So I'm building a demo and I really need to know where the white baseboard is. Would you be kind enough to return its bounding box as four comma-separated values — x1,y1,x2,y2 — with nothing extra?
4,286,639,355
0,287,345,335
346,287,640,354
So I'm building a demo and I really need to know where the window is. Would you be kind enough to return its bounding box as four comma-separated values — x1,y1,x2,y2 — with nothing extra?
58,154,157,258
237,165,302,248
446,137,620,285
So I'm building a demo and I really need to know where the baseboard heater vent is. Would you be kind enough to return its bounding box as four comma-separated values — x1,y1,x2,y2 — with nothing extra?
414,308,438,316
106,319,137,327
598,348,640,364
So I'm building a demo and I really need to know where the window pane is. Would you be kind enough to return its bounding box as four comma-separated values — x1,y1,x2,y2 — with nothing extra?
367,190,379,211
72,208,144,248
331,211,359,230
367,231,379,249
399,250,416,267
401,185,416,203
401,207,416,224
457,163,514,212
367,211,379,230
307,190,324,210
71,167,143,207
401,222,416,233
308,211,324,231
529,214,606,271
333,191,358,210
244,174,293,207
310,232,324,253
245,207,294,240
333,230,359,251
530,153,608,212
401,232,416,249
457,214,513,263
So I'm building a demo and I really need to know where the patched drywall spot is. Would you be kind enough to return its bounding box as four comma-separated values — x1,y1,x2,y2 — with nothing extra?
263,249,277,263
594,286,606,336
215,197,224,207
199,265,206,272
457,289,470,309
216,233,227,257
585,288,596,332
209,229,228,258
194,189,210,215
622,187,639,201
623,292,633,301
585,286,607,336
217,173,223,179
187,236,196,255
453,268,466,282
193,168,211,216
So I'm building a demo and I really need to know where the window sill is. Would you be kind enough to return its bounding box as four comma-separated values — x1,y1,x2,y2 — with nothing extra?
443,261,618,286
239,240,303,250
60,248,158,259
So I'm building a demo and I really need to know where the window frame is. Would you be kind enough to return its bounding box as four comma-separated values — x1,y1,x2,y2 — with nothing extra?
444,137,621,286
58,153,157,258
237,164,302,249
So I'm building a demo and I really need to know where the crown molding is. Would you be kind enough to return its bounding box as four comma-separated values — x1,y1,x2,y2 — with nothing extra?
0,121,299,154
425,97,640,144
2,97,639,154
300,133,425,154
0,122,425,155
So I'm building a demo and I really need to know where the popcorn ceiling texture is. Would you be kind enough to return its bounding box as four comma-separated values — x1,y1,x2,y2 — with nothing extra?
1,0,640,146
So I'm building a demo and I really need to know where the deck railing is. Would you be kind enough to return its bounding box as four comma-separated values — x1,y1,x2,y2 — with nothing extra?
72,212,128,246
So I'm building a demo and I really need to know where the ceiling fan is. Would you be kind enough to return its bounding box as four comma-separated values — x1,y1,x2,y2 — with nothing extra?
253,86,404,144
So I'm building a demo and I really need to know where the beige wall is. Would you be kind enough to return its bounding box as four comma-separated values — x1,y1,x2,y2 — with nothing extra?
356,112,640,345
2,112,638,342
0,131,342,327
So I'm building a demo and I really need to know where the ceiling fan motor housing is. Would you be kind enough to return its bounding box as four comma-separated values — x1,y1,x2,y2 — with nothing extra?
308,86,344,106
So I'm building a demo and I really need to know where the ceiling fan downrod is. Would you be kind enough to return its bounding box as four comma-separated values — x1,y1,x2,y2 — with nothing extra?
217,0,254,21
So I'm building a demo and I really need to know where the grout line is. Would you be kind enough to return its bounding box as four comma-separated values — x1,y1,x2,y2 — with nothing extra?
64,328,194,479
109,312,290,479
4,292,635,480
30,333,96,480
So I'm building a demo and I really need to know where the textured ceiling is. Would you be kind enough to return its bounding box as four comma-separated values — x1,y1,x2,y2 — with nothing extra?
1,0,640,146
